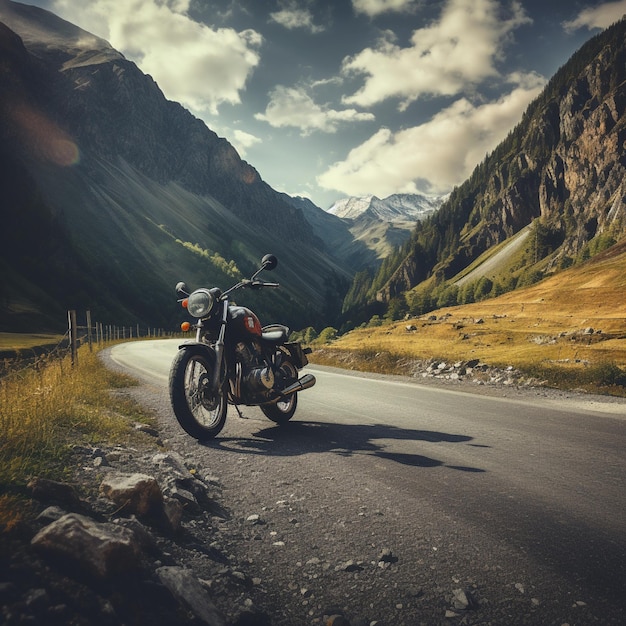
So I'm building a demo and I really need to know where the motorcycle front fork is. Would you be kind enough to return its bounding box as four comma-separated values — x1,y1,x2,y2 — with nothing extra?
197,298,229,394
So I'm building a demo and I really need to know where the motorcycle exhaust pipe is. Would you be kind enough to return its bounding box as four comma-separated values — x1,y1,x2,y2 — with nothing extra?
280,373,316,397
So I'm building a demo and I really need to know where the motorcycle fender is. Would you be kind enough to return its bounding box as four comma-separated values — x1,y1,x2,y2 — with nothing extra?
176,342,219,368
177,340,216,356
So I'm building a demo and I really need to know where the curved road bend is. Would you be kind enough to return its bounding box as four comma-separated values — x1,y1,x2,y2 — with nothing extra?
109,339,626,625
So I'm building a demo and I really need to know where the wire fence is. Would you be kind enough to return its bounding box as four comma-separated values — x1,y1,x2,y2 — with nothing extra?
0,309,177,380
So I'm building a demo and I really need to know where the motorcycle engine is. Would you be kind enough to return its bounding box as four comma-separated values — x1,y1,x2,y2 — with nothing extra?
234,341,275,397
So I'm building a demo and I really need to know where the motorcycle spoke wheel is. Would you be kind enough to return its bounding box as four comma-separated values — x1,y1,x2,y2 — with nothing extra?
261,360,298,424
169,351,227,439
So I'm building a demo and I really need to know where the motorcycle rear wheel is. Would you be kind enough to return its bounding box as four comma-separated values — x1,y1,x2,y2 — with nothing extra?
169,349,227,440
261,360,298,424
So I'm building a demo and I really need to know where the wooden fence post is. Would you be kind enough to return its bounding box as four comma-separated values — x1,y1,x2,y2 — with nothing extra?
68,310,78,366
86,310,93,352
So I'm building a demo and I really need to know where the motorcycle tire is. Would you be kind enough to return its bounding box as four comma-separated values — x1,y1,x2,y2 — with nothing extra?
261,360,298,424
169,349,227,440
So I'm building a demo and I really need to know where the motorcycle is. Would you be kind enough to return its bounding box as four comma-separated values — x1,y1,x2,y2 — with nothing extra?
169,254,316,440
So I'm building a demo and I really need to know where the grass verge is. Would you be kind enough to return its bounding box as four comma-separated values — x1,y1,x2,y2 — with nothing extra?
0,345,157,530
523,360,626,395
310,346,626,396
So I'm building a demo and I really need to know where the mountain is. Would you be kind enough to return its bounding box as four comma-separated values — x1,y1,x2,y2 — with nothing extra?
346,18,626,321
0,1,351,332
284,193,444,272
328,193,442,222
325,193,445,261
284,194,380,271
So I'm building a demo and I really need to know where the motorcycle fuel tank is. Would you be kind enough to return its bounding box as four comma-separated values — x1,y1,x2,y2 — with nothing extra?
228,306,262,339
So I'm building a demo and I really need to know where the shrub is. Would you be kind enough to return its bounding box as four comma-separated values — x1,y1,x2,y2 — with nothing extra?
473,277,493,301
317,327,338,343
290,327,318,344
588,362,626,387
367,315,383,327
436,285,459,308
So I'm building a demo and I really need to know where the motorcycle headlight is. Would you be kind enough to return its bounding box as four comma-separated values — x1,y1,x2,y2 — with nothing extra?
187,288,215,318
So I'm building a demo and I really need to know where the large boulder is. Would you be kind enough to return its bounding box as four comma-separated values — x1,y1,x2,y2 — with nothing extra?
31,513,142,579
99,472,163,516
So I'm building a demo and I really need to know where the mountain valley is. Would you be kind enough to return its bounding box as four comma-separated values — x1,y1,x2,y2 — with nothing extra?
1,1,625,349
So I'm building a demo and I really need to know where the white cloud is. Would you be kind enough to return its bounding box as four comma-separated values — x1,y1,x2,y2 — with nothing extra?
50,0,261,114
317,76,545,197
255,85,375,135
352,0,419,18
270,2,325,33
563,0,626,32
230,129,262,157
342,0,531,108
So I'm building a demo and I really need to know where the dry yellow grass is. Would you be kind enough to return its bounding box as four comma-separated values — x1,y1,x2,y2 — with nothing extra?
327,242,626,373
0,346,155,529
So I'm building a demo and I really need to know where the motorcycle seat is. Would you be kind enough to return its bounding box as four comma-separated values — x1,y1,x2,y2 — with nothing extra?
262,324,290,344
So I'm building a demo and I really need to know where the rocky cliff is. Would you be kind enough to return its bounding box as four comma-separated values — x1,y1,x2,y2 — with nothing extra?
377,18,626,303
57,55,314,244
0,1,315,245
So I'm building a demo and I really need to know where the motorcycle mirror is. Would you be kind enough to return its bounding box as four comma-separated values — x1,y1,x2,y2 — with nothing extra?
261,254,278,271
175,281,189,297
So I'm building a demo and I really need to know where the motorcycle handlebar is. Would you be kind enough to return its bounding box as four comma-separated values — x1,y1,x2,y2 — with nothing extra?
180,255,280,300
249,280,280,289
226,279,280,294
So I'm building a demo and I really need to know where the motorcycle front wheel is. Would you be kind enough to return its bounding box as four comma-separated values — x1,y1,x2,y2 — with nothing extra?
169,349,227,440
261,360,298,424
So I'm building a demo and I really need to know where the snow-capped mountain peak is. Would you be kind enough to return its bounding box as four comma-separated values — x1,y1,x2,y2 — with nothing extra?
327,195,377,220
327,193,445,222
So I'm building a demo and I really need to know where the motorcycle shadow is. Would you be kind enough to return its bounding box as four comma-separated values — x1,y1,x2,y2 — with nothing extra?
202,419,485,473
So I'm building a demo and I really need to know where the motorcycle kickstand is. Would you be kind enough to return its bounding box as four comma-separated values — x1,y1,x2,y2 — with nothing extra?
233,404,247,419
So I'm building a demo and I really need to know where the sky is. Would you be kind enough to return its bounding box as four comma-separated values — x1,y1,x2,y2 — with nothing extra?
21,0,626,209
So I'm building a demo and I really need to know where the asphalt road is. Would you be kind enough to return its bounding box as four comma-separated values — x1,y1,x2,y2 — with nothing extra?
109,339,626,625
